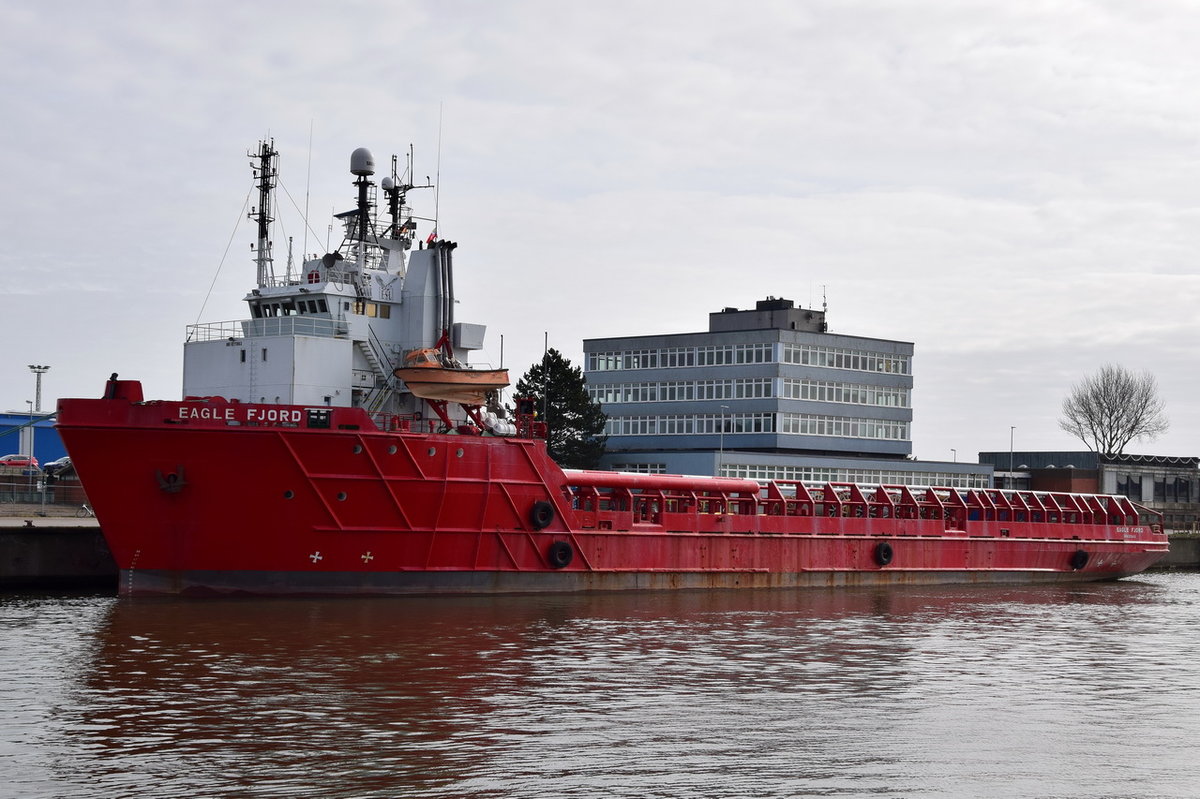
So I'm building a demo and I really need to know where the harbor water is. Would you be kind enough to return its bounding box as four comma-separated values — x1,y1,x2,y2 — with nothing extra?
4,573,1200,798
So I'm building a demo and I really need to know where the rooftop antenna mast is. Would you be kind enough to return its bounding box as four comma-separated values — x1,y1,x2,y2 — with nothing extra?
382,153,408,240
433,104,443,237
302,120,313,259
250,139,278,287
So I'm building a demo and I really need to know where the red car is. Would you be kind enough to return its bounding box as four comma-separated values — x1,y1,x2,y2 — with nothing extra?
0,454,39,469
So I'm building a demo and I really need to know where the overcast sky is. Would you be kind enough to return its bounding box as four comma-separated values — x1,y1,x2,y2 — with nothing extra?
3,1,1199,464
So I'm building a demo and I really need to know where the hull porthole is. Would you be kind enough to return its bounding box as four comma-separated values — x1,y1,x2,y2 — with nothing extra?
874,541,894,567
156,467,187,494
1070,549,1089,571
530,501,555,530
548,540,573,569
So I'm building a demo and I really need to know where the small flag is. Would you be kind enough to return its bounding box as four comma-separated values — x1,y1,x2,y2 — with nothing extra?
426,228,438,244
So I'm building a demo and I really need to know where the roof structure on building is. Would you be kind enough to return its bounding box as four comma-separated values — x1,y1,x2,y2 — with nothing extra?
980,451,1198,470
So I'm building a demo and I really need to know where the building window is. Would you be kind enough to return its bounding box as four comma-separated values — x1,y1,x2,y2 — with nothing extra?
604,412,776,437
721,463,988,489
782,378,910,408
781,344,911,375
610,463,667,474
587,343,784,371
589,378,773,404
779,413,910,442
1117,475,1141,501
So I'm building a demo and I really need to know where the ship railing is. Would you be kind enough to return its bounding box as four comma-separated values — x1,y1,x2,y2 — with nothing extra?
560,477,1162,535
370,412,433,433
752,480,1153,528
186,317,349,342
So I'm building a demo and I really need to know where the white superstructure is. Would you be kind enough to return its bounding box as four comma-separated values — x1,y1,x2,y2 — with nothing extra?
183,142,490,422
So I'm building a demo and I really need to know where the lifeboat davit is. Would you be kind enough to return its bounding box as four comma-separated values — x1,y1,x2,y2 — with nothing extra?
394,348,509,405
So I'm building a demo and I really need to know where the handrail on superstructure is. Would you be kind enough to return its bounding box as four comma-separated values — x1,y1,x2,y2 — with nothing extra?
187,317,348,342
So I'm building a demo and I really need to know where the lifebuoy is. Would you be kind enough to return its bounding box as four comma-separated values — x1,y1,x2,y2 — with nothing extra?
548,540,573,569
874,541,894,567
530,500,555,530
1069,549,1089,571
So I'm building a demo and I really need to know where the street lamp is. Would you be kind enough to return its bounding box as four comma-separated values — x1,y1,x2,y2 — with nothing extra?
28,365,50,413
950,448,957,463
1009,426,1016,490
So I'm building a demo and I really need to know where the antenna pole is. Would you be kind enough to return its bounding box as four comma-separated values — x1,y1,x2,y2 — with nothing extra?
303,121,313,259
250,139,278,287
434,103,443,233
388,154,401,236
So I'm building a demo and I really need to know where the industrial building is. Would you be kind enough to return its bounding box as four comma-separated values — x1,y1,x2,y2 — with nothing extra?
980,451,1199,532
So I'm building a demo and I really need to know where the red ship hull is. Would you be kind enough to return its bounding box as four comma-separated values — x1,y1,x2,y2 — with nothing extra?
56,382,1169,597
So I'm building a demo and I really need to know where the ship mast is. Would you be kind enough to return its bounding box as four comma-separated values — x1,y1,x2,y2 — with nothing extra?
250,140,278,288
349,147,375,271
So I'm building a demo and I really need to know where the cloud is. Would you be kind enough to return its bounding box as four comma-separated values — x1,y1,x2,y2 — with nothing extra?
2,0,1198,463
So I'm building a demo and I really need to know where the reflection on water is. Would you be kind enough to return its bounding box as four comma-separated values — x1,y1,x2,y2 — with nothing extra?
4,575,1200,798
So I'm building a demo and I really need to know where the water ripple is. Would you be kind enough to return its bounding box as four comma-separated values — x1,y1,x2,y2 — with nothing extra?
2,575,1200,797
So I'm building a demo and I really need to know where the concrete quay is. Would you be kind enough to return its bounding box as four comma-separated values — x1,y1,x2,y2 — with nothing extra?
0,513,116,590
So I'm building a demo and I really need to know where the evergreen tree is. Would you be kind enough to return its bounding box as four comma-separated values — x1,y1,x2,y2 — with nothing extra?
515,348,608,469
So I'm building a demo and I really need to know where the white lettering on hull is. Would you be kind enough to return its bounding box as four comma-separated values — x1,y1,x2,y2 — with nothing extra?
178,406,304,424
178,406,236,421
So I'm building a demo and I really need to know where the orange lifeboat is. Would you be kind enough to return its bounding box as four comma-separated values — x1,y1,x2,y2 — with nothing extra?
394,348,509,405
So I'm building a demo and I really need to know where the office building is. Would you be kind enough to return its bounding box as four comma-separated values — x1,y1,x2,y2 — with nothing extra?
584,297,988,488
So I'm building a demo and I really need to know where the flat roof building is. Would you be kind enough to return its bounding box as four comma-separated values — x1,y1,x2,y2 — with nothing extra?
980,450,1198,532
584,297,989,488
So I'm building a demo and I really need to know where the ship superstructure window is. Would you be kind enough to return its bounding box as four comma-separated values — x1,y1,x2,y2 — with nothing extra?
294,299,328,314
252,302,307,318
352,301,392,318
299,299,329,314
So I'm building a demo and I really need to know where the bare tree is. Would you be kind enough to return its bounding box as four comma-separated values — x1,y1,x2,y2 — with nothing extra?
1059,364,1169,456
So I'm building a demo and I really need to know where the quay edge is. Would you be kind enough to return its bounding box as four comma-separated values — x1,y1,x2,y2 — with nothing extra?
0,518,116,590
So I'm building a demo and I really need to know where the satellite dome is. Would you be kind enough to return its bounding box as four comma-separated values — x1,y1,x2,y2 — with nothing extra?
350,148,375,176
381,175,395,191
